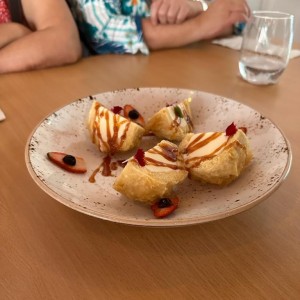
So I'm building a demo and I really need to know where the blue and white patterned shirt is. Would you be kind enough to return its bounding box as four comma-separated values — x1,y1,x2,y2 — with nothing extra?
68,0,150,55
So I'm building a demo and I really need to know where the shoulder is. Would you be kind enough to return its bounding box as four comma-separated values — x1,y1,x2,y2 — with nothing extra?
21,0,78,29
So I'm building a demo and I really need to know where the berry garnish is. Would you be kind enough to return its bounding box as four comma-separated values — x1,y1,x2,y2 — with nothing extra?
226,122,238,136
63,154,76,166
174,105,183,118
151,196,180,218
128,109,139,120
111,106,123,114
157,198,172,208
47,152,87,173
124,104,145,127
134,148,145,167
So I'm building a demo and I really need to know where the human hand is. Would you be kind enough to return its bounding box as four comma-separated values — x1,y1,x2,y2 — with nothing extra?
150,0,203,25
198,0,251,39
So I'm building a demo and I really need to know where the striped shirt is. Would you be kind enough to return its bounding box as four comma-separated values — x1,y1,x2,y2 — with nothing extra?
67,0,150,55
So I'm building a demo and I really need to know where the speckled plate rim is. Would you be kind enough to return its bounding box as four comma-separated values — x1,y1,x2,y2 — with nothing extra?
25,87,293,227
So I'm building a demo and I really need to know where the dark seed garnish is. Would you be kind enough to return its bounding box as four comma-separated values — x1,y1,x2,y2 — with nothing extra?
128,109,139,120
157,198,172,208
63,155,76,166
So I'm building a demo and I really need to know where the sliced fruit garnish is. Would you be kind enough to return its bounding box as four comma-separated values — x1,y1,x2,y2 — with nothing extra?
225,122,238,136
47,152,87,173
123,104,145,127
151,196,180,218
134,148,145,167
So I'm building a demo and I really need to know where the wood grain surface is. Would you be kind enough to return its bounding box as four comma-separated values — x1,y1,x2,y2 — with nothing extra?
1,42,299,299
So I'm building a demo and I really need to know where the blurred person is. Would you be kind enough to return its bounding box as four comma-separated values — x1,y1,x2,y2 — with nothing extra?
67,0,250,55
0,0,82,74
150,0,205,25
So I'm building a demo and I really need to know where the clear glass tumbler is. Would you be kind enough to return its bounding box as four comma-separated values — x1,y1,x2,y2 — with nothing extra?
239,11,294,85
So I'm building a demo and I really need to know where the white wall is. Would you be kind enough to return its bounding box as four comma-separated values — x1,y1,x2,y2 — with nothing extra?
248,0,300,43
248,0,263,10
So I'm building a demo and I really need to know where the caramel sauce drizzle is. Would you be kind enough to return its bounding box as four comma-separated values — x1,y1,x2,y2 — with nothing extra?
171,118,179,128
144,157,182,170
185,132,228,168
186,132,223,155
145,143,184,170
102,155,112,176
89,155,113,182
89,166,100,183
89,102,132,182
148,143,177,162
182,106,194,131
170,104,193,131
186,133,246,169
89,102,194,181
92,102,130,155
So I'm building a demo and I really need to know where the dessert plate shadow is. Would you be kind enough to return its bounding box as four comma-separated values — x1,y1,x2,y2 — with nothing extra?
25,88,292,227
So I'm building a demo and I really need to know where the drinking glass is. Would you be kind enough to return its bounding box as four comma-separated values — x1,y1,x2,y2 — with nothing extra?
239,11,294,85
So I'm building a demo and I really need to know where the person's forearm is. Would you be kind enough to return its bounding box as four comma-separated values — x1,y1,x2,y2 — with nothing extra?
0,23,31,49
143,0,249,50
0,25,82,74
142,16,209,50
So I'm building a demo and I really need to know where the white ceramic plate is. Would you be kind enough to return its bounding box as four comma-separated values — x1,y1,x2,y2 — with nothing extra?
25,88,292,227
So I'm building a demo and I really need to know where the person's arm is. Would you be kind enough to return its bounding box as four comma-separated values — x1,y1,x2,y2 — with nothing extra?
0,0,82,74
143,0,250,50
150,0,203,25
0,22,31,48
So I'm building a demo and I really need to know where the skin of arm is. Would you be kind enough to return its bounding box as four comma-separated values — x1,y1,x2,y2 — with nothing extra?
0,0,82,74
0,22,31,48
67,0,249,54
150,0,204,25
143,0,250,50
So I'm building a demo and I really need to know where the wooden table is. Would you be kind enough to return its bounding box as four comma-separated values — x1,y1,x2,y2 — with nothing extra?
1,42,300,299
